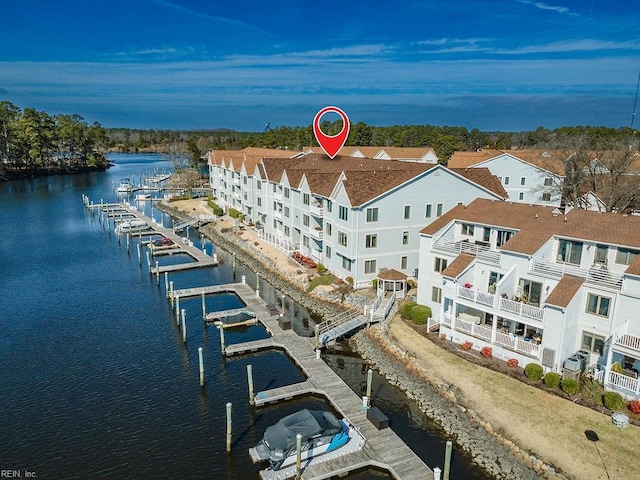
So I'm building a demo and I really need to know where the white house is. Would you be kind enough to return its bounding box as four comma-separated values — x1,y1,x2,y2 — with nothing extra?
209,148,506,288
417,198,640,399
449,149,565,206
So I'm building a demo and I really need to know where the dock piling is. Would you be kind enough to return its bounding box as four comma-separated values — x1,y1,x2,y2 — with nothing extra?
433,467,441,480
175,297,180,325
181,309,187,343
295,433,302,480
226,402,232,452
444,440,452,480
315,324,320,350
164,272,168,294
201,292,206,323
155,261,160,285
218,323,226,353
169,281,174,303
145,251,150,271
366,368,373,401
198,347,204,386
241,274,246,285
137,243,141,265
247,364,254,405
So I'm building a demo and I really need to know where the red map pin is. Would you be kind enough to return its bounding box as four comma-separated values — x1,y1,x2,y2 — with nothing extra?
313,106,350,159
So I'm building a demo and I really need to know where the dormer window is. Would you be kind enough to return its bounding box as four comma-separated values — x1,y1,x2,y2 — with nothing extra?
615,247,639,265
461,223,474,236
557,239,583,265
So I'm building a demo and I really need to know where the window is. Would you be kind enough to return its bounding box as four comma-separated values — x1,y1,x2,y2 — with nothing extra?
402,231,409,245
401,256,408,270
303,236,309,248
403,205,411,220
434,257,448,273
542,192,551,202
326,200,332,212
243,192,248,201
325,246,332,259
504,176,510,185
483,227,491,243
425,204,432,218
366,207,379,222
364,260,377,274
518,192,524,201
496,230,513,247
436,203,443,217
432,286,442,304
615,248,639,265
284,188,290,198
302,214,309,226
518,278,542,306
284,225,290,236
595,244,608,264
581,331,605,355
488,271,503,292
303,193,309,205
342,255,352,271
338,205,348,221
257,180,262,190
461,223,474,236
557,239,583,265
586,293,611,317
365,234,378,248
284,206,290,218
257,197,262,207
243,176,247,185
338,231,348,247
544,177,553,187
325,222,332,236
520,177,526,186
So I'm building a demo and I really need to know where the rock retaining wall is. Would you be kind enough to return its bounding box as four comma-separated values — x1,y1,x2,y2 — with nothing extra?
352,327,571,480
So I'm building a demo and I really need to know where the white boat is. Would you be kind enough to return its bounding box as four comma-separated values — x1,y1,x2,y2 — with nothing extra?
117,178,134,193
114,218,148,234
135,193,152,201
249,409,351,471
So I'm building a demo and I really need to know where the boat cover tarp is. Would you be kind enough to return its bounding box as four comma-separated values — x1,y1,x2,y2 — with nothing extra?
263,409,341,453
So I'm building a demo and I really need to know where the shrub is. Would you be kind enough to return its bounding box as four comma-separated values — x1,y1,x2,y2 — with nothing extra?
407,279,417,289
410,305,432,325
207,197,224,216
316,263,327,275
371,278,378,290
507,358,519,368
629,400,640,415
345,276,353,285
481,346,492,358
524,363,544,382
561,378,579,395
543,372,561,389
401,301,417,319
461,341,473,350
603,391,624,411
611,362,624,374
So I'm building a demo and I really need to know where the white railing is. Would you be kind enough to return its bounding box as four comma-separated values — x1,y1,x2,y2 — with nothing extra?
531,257,623,290
494,331,541,357
615,333,640,353
499,297,544,321
383,291,397,319
310,203,324,216
606,370,640,395
433,239,500,265
309,227,323,239
457,285,495,307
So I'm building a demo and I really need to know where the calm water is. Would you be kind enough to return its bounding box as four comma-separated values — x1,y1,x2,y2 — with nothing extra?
0,153,491,479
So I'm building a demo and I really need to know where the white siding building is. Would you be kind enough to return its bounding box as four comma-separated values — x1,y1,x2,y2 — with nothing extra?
209,148,506,288
417,198,640,399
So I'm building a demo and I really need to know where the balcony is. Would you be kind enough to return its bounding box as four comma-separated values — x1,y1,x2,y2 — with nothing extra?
615,333,640,355
433,239,500,265
456,285,544,322
310,202,324,217
531,257,623,290
273,210,283,220
309,226,324,240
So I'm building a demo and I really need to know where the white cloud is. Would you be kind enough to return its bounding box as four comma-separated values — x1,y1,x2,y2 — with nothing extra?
515,0,574,15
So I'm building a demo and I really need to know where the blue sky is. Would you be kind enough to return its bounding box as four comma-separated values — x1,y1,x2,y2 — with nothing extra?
0,0,639,131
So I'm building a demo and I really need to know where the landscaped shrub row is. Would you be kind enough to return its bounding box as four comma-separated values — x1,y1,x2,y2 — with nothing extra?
400,301,432,325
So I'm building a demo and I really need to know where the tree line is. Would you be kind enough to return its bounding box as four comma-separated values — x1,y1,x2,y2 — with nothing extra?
0,101,110,179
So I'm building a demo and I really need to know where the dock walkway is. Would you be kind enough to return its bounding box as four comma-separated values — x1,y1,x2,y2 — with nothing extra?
214,285,432,480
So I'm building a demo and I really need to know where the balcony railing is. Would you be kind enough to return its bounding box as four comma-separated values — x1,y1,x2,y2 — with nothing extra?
615,333,640,354
456,285,544,321
531,257,623,290
600,370,640,397
310,203,324,217
433,239,500,265
309,227,323,240
436,312,541,358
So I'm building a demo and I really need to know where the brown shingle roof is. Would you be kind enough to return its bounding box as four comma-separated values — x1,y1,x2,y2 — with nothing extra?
441,253,476,279
449,149,566,174
450,168,508,198
377,268,408,280
545,275,584,308
421,199,640,255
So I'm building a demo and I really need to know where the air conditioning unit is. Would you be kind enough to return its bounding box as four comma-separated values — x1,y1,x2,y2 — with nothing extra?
563,356,582,372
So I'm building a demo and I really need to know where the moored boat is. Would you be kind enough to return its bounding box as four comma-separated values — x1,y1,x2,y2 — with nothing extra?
114,218,148,234
249,409,351,471
117,178,134,193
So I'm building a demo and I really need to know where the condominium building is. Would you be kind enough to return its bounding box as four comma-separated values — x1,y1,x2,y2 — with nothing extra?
209,148,507,288
417,198,640,399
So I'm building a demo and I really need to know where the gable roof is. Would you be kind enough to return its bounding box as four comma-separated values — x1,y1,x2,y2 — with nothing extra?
545,275,584,308
449,149,566,174
441,253,476,279
421,198,640,256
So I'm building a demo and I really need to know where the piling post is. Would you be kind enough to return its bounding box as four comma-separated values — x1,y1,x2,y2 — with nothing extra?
219,323,226,354
247,364,254,406
164,272,168,295
444,440,452,480
198,347,205,387
232,253,236,275
295,434,302,480
366,368,373,401
213,253,218,264
145,251,151,271
201,292,206,323
201,235,206,254
175,297,180,325
433,467,442,480
315,324,320,350
126,233,130,253
181,309,187,344
281,294,286,316
169,281,174,304
241,275,246,285
256,273,260,290
226,402,232,453
137,243,141,265
155,261,160,285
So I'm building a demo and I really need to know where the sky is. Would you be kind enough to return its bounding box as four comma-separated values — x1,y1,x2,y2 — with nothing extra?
0,0,639,132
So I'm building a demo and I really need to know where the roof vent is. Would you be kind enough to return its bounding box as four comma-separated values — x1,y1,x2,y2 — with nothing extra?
563,215,567,222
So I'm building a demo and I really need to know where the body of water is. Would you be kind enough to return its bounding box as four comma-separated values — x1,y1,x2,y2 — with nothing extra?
0,153,491,479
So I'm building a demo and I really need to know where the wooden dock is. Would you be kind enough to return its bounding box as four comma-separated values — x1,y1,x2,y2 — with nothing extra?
206,284,433,480
91,201,219,273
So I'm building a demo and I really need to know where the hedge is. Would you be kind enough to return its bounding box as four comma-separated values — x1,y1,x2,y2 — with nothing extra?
543,372,560,389
410,305,432,325
561,378,579,395
524,363,544,382
603,391,624,411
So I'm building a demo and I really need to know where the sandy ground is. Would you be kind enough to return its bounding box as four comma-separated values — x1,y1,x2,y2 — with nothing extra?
170,198,640,480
